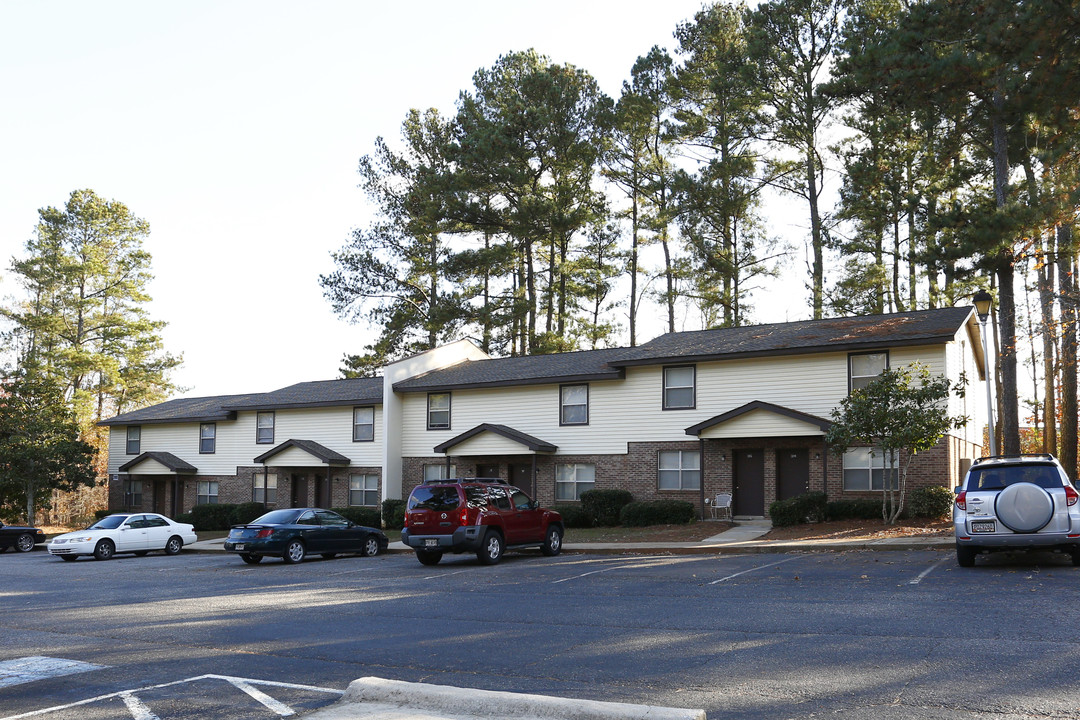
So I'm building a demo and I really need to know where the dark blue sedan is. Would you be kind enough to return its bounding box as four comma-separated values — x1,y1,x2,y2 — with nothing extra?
224,508,388,564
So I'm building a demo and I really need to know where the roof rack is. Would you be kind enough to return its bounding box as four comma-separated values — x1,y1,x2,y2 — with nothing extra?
972,453,1057,465
421,476,510,485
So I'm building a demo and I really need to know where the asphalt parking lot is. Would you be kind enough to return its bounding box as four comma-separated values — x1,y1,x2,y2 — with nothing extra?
3,546,1080,719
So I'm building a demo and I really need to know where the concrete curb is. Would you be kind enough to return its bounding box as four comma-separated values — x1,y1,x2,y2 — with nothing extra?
302,676,706,720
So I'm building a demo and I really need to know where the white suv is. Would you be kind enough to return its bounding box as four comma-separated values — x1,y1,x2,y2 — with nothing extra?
954,454,1080,566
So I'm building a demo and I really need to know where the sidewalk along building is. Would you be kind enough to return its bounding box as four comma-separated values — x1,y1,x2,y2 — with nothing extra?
101,307,990,518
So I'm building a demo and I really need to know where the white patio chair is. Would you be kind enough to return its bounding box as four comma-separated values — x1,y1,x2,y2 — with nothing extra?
711,492,732,520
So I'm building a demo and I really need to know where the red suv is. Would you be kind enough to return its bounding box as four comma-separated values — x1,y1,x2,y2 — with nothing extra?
401,478,564,565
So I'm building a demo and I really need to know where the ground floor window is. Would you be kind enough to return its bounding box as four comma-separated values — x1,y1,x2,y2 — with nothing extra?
555,463,595,501
124,480,142,507
843,448,899,490
252,473,277,504
349,474,379,506
423,464,457,482
658,450,701,490
197,480,219,505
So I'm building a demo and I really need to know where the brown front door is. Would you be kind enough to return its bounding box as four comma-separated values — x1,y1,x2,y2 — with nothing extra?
476,463,500,479
733,449,765,516
776,449,810,501
508,463,534,497
291,475,308,507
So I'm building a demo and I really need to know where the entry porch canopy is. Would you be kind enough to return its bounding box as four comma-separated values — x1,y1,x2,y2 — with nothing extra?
432,423,557,477
253,439,352,502
118,451,197,475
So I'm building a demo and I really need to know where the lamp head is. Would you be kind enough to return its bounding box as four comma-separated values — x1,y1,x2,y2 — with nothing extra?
973,289,992,322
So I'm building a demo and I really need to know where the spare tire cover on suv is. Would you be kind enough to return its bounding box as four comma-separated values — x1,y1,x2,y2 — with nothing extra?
995,482,1055,533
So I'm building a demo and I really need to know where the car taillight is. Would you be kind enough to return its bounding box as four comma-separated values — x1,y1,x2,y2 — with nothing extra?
459,507,470,526
256,528,273,538
403,512,410,528
955,491,967,511
1066,486,1079,507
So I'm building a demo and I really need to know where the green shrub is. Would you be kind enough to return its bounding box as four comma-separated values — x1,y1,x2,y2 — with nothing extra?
552,504,594,528
619,499,696,527
175,512,193,526
908,486,954,518
826,497,883,521
188,503,238,531
580,488,634,526
230,502,268,525
382,498,406,529
333,506,381,527
768,491,828,527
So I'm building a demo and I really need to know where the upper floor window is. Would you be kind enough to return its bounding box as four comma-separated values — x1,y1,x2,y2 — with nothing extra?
256,411,275,444
199,423,216,454
427,393,450,430
126,426,141,455
556,463,596,501
663,366,696,410
353,406,375,442
849,351,888,392
349,474,379,506
658,450,701,490
560,384,589,425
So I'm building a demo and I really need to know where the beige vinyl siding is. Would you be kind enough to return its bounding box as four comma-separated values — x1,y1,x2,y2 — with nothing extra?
699,410,825,439
400,350,896,457
107,406,384,475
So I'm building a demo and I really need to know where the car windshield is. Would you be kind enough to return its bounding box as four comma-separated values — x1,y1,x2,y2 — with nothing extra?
408,486,460,511
89,516,128,530
969,464,1062,490
250,510,302,525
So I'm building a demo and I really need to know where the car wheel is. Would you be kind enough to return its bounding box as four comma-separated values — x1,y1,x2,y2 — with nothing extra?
541,525,563,556
240,553,262,564
321,553,338,559
15,533,36,553
416,550,442,566
282,539,306,564
93,539,115,561
164,536,183,555
59,554,78,562
995,482,1054,533
956,543,977,567
361,536,381,557
477,531,504,565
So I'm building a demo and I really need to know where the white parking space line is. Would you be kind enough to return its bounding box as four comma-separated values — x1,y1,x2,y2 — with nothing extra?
423,569,471,580
552,556,709,584
0,673,343,720
909,557,950,585
0,657,106,689
119,692,159,720
227,678,296,716
708,556,799,584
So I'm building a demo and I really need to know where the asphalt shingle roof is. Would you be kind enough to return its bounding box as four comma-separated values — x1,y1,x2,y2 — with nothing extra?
609,306,974,366
392,347,628,392
222,377,383,410
99,393,266,426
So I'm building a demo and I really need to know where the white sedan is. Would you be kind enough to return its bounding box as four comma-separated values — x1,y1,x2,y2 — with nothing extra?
48,513,198,561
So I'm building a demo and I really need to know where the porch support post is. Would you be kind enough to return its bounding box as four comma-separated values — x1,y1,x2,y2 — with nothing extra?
699,436,706,521
532,454,537,497
263,465,269,508
326,465,332,506
822,439,829,501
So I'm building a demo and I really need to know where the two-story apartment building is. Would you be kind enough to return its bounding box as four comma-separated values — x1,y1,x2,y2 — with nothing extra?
101,307,989,518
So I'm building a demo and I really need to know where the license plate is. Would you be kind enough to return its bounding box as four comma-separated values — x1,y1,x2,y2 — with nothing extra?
971,521,996,534
424,539,438,548
235,543,245,550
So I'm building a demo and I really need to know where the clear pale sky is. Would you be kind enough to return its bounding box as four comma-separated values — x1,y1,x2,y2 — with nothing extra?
1,0,808,401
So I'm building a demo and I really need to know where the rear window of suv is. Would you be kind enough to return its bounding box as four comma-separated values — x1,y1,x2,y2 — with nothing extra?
968,464,1062,490
408,486,461,511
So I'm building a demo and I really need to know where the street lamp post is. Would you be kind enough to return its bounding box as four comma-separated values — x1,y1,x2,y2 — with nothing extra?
973,290,995,456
